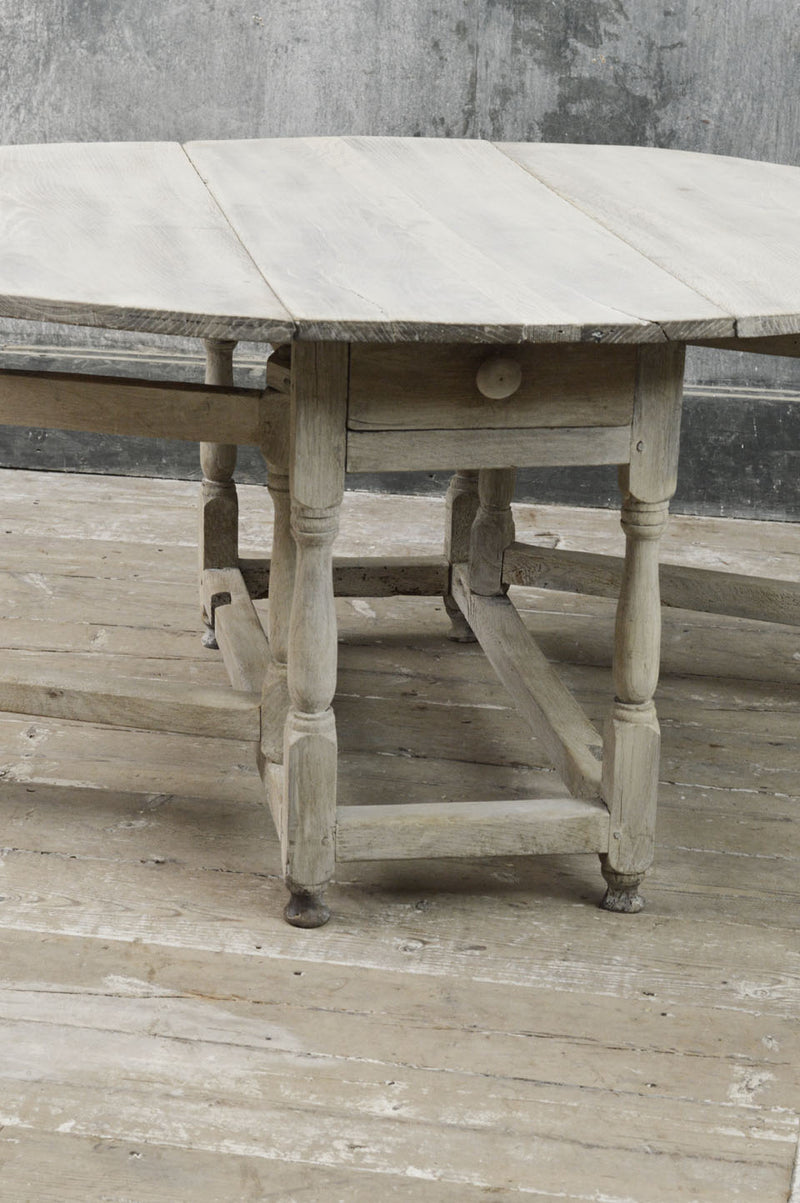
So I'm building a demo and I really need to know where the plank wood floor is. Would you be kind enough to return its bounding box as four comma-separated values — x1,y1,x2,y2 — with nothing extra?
0,467,797,1202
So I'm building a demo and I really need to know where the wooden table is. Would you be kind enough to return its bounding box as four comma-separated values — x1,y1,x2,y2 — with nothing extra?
1,138,798,927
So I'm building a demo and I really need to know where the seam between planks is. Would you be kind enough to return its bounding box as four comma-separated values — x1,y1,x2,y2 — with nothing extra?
179,142,299,339
490,142,733,336
340,136,670,337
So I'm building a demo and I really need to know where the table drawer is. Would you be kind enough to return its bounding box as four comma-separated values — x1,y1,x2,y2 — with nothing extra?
347,342,637,431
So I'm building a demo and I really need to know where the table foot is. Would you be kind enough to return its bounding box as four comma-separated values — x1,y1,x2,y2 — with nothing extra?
284,889,331,929
201,623,218,650
443,595,477,642
599,865,645,914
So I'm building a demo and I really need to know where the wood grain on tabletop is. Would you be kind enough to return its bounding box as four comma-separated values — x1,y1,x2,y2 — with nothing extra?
184,136,730,343
0,141,294,341
3,136,799,351
501,142,800,339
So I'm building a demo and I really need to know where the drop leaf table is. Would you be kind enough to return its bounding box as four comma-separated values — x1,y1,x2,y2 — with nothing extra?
1,137,798,925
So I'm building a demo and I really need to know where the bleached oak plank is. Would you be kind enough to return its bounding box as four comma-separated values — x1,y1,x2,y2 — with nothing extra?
500,142,800,338
1,1011,788,1202
6,657,796,811
1,924,797,1121
185,136,729,343
0,472,796,1200
9,769,796,899
0,1129,500,1203
0,717,263,805
346,423,631,471
0,141,294,340
0,662,260,741
2,848,799,1018
504,543,800,626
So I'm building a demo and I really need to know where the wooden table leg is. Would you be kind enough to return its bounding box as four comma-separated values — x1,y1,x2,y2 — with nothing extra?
443,469,479,641
600,489,669,911
469,468,516,597
281,342,348,928
600,343,685,912
200,338,238,648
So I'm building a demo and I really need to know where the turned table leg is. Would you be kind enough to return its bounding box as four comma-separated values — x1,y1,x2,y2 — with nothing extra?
283,503,340,927
281,342,348,928
600,344,685,913
200,338,238,648
601,489,669,912
469,468,516,598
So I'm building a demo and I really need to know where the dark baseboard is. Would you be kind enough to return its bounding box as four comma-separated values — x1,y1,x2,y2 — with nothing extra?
0,346,797,522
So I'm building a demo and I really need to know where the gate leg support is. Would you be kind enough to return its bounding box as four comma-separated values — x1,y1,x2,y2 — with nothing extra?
443,469,479,641
200,338,238,648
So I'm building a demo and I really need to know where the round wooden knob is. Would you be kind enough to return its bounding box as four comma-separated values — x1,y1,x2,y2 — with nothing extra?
476,355,522,400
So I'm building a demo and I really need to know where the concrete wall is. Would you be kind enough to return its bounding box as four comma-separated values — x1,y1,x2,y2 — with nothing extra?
0,0,798,516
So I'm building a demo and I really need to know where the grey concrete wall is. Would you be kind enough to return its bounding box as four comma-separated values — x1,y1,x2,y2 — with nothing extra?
0,0,798,515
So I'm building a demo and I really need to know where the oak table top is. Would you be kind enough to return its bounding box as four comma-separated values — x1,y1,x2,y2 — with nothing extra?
1,137,799,345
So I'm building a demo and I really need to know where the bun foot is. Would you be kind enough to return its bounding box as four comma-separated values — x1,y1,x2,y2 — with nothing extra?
284,890,331,928
601,885,645,914
599,865,645,914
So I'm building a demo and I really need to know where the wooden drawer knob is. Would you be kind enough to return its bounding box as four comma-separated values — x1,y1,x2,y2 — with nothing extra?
476,355,522,400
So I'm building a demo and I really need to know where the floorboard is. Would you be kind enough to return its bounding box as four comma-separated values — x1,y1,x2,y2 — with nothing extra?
0,468,797,1201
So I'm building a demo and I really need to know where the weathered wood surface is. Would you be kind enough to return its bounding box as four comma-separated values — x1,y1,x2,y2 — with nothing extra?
504,544,800,627
240,554,449,600
597,345,685,907
629,342,686,503
184,137,742,343
0,367,265,444
280,342,349,919
0,470,797,1200
502,142,800,340
201,567,271,693
336,795,610,861
0,656,261,741
346,422,632,471
689,334,800,358
182,138,685,343
1,137,798,353
0,141,294,341
451,564,603,800
262,445,293,668
348,339,638,429
468,466,516,596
